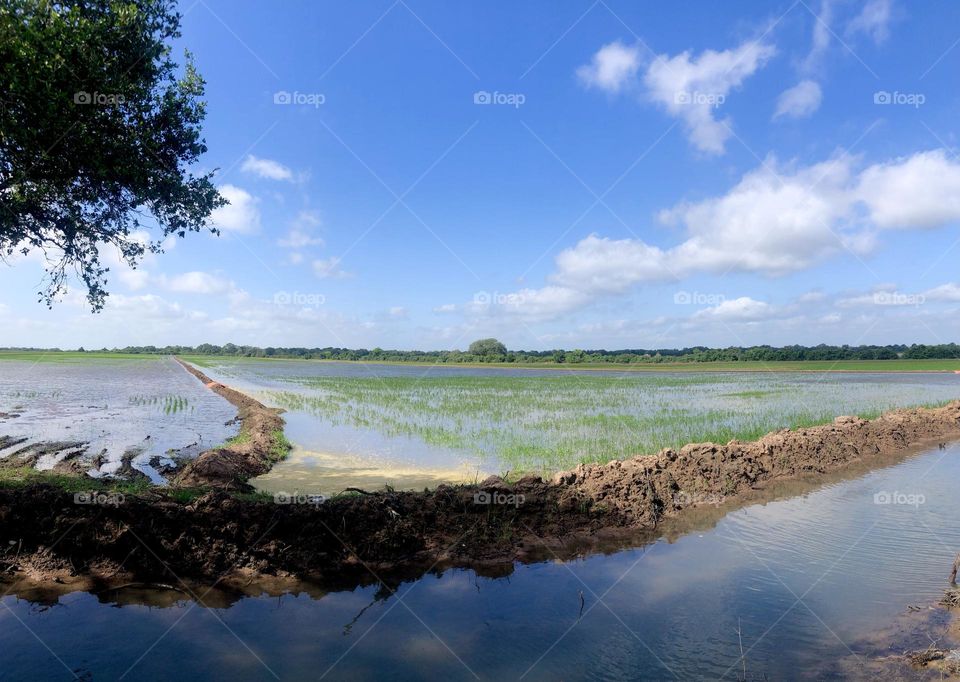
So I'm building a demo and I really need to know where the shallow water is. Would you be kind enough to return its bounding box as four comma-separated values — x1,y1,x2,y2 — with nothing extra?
191,359,960,493
0,356,238,482
3,443,958,680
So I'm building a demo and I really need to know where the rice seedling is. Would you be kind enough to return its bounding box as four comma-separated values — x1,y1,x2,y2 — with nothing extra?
254,372,960,475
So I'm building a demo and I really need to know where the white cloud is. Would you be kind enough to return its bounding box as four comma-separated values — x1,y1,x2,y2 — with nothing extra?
847,0,894,44
467,148,960,322
278,210,325,249
210,185,261,234
856,150,960,229
241,155,294,181
433,303,457,313
576,41,642,93
802,0,834,73
312,257,350,279
642,40,776,154
162,271,233,295
388,306,407,319
693,297,772,321
774,80,822,119
922,283,960,302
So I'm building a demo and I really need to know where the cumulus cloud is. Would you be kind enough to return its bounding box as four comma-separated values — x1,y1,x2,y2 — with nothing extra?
241,155,294,181
210,185,261,234
774,80,822,119
642,40,776,154
855,150,960,230
388,306,408,319
465,148,960,322
576,41,642,93
692,297,772,321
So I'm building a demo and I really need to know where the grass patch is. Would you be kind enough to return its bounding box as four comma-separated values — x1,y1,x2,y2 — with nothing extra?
0,467,154,495
215,431,250,449
268,429,291,462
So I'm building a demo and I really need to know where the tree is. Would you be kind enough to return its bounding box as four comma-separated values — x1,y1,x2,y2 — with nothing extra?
0,0,225,310
468,338,507,357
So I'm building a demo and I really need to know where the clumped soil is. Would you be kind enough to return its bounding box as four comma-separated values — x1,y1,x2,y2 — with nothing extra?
172,358,289,488
2,401,960,588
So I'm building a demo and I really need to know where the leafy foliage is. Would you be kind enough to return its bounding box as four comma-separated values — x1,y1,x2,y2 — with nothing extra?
0,0,225,310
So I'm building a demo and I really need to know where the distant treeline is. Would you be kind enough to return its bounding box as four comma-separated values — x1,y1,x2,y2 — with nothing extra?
12,342,960,363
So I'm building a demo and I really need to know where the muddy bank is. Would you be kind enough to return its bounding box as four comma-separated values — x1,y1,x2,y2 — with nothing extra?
2,401,960,587
172,358,289,488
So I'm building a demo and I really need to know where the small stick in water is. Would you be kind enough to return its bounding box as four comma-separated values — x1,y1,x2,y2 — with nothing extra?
578,590,585,618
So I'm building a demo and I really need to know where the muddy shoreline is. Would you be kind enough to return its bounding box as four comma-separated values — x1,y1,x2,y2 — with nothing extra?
2,400,960,592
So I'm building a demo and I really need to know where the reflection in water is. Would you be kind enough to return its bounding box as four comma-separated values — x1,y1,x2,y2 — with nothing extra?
3,443,959,679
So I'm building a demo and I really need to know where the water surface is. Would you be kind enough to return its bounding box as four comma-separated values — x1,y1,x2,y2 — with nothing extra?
3,442,958,680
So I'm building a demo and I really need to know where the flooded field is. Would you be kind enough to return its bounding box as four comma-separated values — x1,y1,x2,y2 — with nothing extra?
4,440,958,680
0,355,238,482
186,358,960,493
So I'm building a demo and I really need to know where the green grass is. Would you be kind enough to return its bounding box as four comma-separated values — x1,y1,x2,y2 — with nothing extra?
0,467,154,494
215,431,251,449
0,351,160,362
178,354,960,372
256,372,960,475
268,429,292,462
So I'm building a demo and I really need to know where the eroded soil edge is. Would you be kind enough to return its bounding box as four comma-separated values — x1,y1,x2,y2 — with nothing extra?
3,400,960,593
172,358,289,488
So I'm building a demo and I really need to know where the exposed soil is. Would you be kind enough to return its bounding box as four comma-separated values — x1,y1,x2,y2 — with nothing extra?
171,358,290,488
2,400,960,591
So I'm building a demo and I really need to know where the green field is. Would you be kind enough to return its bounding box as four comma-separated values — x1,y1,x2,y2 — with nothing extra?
179,354,960,372
3,350,958,371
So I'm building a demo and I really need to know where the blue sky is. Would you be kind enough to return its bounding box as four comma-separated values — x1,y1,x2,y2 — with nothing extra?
4,0,960,351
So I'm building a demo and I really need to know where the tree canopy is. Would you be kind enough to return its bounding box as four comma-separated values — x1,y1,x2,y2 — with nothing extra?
468,338,507,357
0,0,224,310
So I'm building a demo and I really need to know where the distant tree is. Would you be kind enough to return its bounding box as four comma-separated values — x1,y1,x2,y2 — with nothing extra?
468,338,507,357
0,0,225,310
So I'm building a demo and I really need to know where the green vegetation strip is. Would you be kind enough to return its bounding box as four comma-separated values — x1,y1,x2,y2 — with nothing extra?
257,373,960,474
